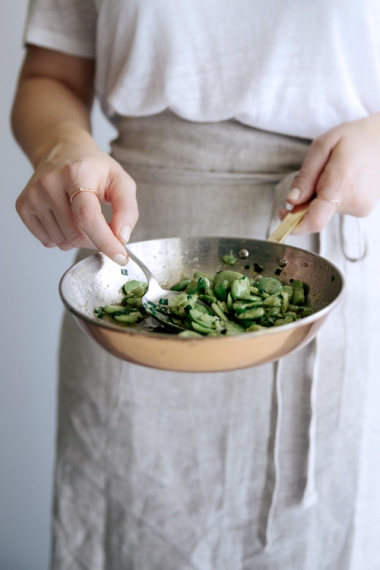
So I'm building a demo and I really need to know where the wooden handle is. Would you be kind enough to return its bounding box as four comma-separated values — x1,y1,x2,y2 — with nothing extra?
267,208,308,243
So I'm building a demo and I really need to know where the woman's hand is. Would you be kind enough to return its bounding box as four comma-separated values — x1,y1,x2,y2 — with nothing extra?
16,123,138,265
284,114,380,234
12,46,138,265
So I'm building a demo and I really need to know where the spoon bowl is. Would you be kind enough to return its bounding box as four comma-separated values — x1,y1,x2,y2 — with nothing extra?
125,245,184,332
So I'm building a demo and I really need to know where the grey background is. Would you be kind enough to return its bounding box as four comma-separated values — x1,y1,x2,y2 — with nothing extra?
0,3,115,568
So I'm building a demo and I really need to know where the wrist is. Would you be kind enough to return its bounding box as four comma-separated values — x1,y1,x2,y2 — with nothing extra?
34,121,98,168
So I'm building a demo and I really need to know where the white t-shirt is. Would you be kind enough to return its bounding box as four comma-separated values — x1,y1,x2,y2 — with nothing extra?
24,0,380,139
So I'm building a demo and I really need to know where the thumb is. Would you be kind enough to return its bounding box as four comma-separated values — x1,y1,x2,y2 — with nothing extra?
106,168,139,244
286,132,339,206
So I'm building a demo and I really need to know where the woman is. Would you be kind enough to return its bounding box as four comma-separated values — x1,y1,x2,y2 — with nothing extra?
12,1,380,568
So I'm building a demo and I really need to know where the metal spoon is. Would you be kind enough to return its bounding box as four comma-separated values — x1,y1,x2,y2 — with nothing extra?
124,207,307,333
125,245,186,332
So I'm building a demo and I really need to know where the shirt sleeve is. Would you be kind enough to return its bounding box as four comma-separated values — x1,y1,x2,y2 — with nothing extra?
23,0,97,58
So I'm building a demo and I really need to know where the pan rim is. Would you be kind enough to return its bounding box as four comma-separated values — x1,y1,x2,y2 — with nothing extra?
59,236,345,342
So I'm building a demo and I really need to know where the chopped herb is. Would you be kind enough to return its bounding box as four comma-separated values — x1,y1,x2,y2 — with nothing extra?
94,307,105,319
121,268,129,275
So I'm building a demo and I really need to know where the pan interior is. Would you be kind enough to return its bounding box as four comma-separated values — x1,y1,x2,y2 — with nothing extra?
60,236,344,336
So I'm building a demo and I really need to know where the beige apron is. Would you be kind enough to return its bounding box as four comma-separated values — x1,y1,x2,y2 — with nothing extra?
54,112,380,570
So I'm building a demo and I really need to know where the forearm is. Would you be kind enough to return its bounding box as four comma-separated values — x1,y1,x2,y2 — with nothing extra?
11,75,95,168
11,46,97,167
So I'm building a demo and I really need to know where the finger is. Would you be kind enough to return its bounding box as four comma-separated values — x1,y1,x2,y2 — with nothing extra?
290,196,337,235
313,154,346,204
286,131,340,206
51,194,96,249
20,206,83,251
43,207,95,250
70,191,129,265
37,209,71,249
17,210,56,248
278,201,310,221
22,180,96,250
278,190,338,235
16,191,56,247
105,169,139,244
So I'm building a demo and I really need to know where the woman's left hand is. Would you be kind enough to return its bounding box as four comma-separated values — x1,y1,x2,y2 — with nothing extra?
284,114,380,234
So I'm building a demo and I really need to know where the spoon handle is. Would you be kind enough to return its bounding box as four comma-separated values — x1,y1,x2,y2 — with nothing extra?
267,207,308,243
125,245,155,282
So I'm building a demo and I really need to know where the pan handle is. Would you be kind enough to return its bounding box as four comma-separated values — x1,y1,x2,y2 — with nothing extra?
267,205,308,243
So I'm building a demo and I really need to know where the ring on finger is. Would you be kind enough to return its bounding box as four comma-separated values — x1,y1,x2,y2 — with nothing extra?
316,195,340,206
69,187,98,204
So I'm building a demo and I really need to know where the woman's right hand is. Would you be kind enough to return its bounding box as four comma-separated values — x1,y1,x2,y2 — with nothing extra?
16,123,138,266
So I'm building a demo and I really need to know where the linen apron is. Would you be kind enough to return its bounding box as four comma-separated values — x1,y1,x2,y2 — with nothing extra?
54,112,380,570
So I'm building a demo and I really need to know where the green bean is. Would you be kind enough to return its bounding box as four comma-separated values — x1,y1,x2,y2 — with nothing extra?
232,300,263,313
284,311,298,320
123,280,147,296
214,279,230,302
124,297,143,309
225,321,246,335
231,276,251,300
194,271,214,281
280,291,289,314
171,277,192,291
185,279,200,295
178,330,202,338
168,293,198,317
291,280,305,305
222,254,238,265
267,307,281,317
226,292,234,312
283,285,293,299
263,295,281,307
103,304,127,314
213,270,244,287
211,303,228,321
236,307,265,320
256,277,283,295
94,271,312,336
192,322,214,335
246,324,266,332
114,311,143,324
199,293,217,304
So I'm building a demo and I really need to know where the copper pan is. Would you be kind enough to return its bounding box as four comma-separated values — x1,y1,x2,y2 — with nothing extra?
59,216,344,372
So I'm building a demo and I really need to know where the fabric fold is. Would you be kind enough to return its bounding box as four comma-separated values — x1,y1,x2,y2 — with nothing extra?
263,359,284,551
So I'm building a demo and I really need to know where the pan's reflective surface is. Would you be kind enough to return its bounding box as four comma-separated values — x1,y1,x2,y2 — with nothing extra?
59,237,344,372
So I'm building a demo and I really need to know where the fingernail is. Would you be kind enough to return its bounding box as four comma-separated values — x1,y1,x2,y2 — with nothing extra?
287,187,301,202
120,225,131,244
113,253,128,266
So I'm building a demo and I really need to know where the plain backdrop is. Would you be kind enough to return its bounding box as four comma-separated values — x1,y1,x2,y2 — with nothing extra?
0,3,116,568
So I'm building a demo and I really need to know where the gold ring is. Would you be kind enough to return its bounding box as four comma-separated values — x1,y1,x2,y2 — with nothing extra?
316,196,340,205
69,187,97,204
